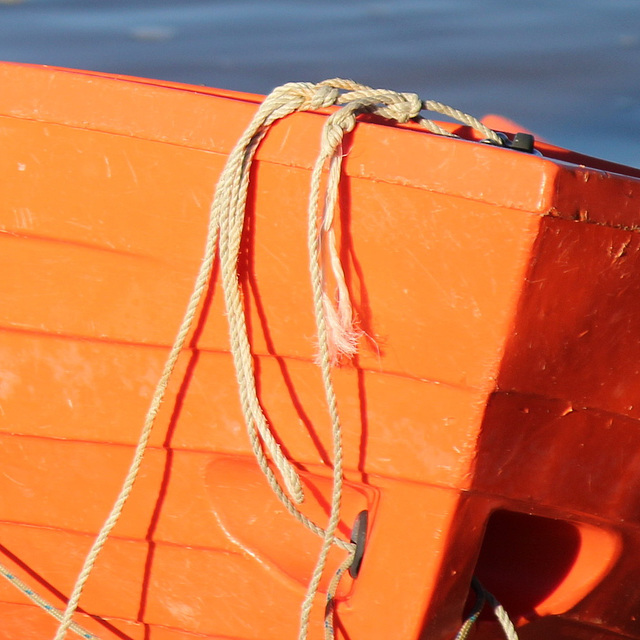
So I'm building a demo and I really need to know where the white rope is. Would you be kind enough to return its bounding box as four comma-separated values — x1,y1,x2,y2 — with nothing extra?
485,584,520,640
422,100,503,144
42,78,502,640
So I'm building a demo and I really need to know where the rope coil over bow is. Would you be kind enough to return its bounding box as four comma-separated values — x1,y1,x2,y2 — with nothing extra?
0,79,507,640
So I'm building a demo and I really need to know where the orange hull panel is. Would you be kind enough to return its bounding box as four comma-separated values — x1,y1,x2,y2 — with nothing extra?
1,63,640,640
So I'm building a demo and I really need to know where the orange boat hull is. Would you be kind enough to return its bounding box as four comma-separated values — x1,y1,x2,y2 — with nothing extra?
1,63,640,640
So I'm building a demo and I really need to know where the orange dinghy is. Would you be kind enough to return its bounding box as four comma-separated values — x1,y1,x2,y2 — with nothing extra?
2,62,640,640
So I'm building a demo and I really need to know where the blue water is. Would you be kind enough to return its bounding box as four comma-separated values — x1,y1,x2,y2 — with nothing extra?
1,0,639,166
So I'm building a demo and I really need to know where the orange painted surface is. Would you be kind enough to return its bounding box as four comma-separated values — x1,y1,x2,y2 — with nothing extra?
0,62,640,640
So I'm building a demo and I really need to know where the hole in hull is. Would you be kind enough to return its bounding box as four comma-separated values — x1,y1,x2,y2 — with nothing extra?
472,510,581,620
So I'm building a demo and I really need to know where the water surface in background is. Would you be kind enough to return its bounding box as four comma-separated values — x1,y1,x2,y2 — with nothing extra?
1,0,639,166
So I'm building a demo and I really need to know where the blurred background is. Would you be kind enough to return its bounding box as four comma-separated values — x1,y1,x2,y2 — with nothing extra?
1,0,639,166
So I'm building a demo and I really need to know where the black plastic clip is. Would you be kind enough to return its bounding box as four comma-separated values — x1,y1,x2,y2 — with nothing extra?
509,132,536,153
485,131,536,154
349,510,369,578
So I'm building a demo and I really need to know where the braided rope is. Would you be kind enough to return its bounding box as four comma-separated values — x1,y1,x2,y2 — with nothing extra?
423,100,503,143
0,562,99,640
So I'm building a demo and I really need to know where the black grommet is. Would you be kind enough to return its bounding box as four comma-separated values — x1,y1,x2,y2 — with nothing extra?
349,510,368,578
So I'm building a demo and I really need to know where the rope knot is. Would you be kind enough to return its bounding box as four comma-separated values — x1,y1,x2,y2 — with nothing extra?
307,84,340,110
374,91,423,124
319,103,361,157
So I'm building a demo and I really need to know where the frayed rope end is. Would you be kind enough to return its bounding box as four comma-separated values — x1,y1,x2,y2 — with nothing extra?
320,292,362,366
